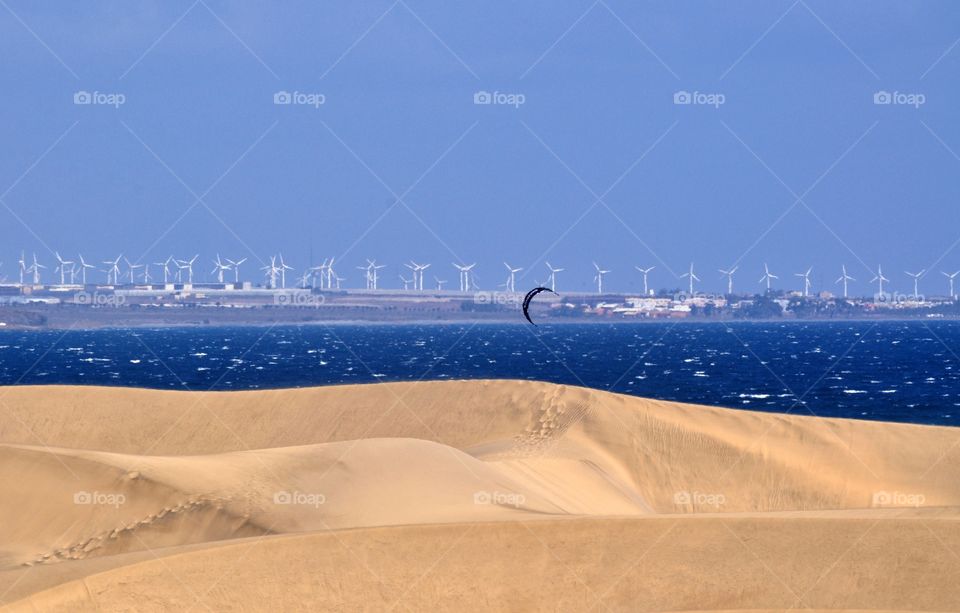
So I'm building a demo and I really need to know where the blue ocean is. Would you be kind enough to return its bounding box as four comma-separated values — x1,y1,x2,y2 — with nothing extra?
2,321,958,426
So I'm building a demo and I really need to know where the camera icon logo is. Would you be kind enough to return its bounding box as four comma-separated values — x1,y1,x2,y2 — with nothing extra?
273,91,292,105
73,491,92,504
473,90,492,105
473,490,492,505
75,292,91,305
873,90,892,105
73,91,92,105
673,490,691,505
273,491,292,504
673,90,692,105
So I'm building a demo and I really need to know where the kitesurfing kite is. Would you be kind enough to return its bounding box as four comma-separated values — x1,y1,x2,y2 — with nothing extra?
522,287,557,325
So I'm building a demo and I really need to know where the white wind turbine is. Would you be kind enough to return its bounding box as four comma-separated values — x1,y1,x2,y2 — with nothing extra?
226,258,247,284
835,265,855,298
78,255,95,285
261,256,280,288
503,262,523,292
278,254,293,289
905,270,925,300
124,258,143,284
718,266,737,295
103,255,122,285
211,255,232,283
453,263,475,292
142,263,153,285
311,260,328,289
29,253,46,285
54,252,74,285
399,274,414,290
679,262,699,295
794,266,812,297
593,262,611,294
942,270,960,299
759,263,778,292
406,261,430,291
435,276,447,291
545,261,564,292
17,252,26,286
870,265,889,296
635,266,655,295
298,270,312,289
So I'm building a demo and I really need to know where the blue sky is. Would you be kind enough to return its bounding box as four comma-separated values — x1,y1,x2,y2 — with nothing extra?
1,1,958,294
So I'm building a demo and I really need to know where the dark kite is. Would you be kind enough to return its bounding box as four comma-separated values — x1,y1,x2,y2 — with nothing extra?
522,287,557,325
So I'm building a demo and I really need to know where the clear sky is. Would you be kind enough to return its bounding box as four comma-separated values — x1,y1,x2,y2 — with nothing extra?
1,1,958,295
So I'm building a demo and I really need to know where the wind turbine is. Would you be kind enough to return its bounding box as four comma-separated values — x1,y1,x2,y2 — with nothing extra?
17,252,26,286
835,265,855,298
399,274,414,290
142,263,152,285
718,266,737,295
226,258,247,284
759,263,778,292
435,277,447,291
54,252,74,285
124,257,143,284
635,266,655,295
261,256,280,288
593,262,610,294
942,270,960,299
794,266,812,297
545,261,564,292
905,270,925,300
298,270,312,289
679,262,699,295
29,254,46,285
870,265,889,297
453,263,475,292
277,254,293,289
78,255,95,285
103,255,122,285
211,254,232,284
503,262,523,292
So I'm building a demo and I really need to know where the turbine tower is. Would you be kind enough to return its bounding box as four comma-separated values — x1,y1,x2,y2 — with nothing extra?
942,270,960,299
593,262,610,294
17,252,26,286
635,266,655,295
759,263,778,292
278,254,293,289
679,262,700,295
29,254,46,285
905,270,925,300
718,266,737,295
399,274,414,290
503,262,523,292
545,261,564,292
835,265,855,298
261,256,280,289
435,277,447,291
794,266,812,297
103,255,122,285
870,265,889,297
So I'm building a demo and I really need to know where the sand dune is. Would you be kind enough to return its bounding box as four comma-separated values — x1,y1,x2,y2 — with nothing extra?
1,380,958,611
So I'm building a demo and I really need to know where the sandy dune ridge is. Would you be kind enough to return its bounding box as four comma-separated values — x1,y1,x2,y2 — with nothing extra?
1,380,958,611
